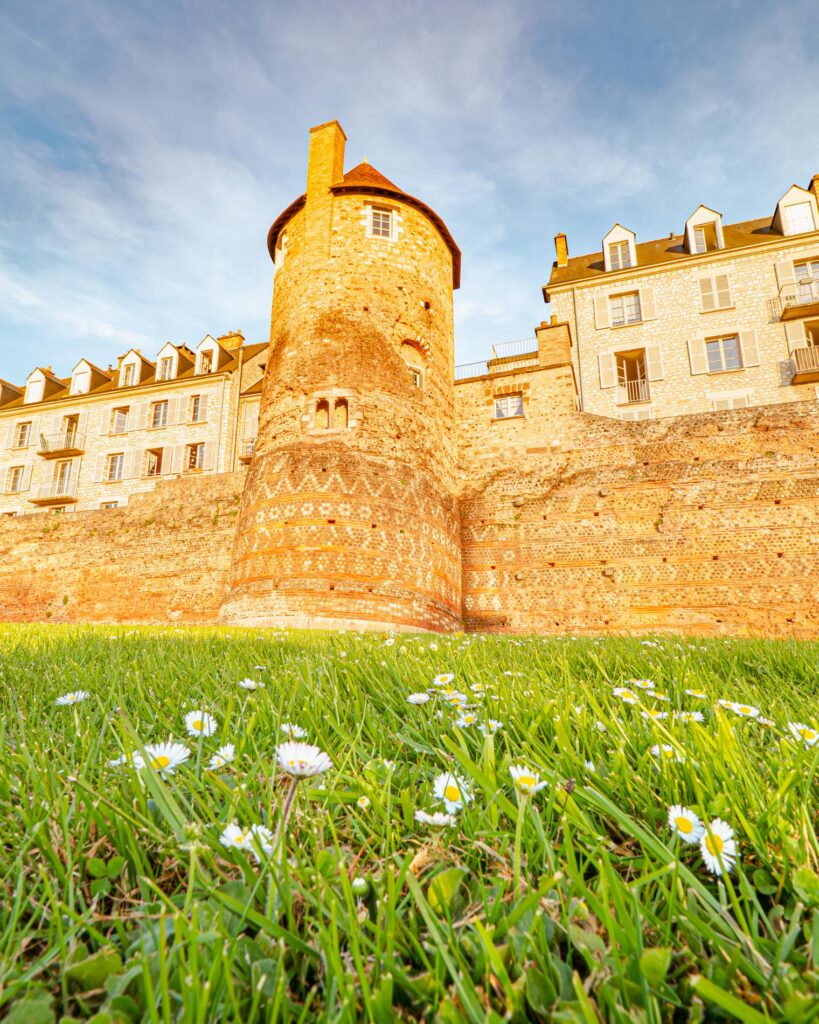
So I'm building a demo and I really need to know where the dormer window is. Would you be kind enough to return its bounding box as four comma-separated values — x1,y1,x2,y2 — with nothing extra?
609,241,632,270
785,201,816,235
24,375,45,404
685,206,724,254
693,227,707,254
199,351,213,374
122,363,136,387
71,369,90,395
158,356,174,380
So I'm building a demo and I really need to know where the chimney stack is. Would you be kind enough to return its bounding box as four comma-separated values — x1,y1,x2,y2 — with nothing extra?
809,174,819,205
306,120,347,199
554,232,568,268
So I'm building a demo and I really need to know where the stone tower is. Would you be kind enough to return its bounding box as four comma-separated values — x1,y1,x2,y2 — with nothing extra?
220,121,462,632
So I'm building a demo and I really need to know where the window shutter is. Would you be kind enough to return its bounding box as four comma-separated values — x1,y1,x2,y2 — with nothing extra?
161,446,174,474
165,396,177,426
593,295,610,330
714,274,732,308
644,345,664,381
784,322,805,352
198,394,208,421
739,330,760,368
20,465,32,491
136,402,149,430
698,277,716,312
94,455,107,483
121,450,134,480
688,337,708,375
598,352,617,388
640,286,657,320
171,444,185,474
202,442,215,472
4,425,15,449
774,259,796,293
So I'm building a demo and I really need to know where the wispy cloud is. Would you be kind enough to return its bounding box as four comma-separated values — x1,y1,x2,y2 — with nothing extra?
0,0,817,381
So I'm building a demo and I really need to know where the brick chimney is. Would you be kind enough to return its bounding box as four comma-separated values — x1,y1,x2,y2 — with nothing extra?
306,120,346,198
218,330,245,352
554,232,568,268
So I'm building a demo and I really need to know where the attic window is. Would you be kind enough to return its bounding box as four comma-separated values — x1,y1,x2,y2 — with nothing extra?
122,363,136,387
71,369,90,395
24,378,44,404
199,350,213,374
784,202,816,235
158,356,174,380
608,240,632,271
693,227,707,253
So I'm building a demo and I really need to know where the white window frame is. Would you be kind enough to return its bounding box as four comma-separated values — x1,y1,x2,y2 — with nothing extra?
608,240,633,271
106,453,124,482
144,448,163,477
705,335,742,374
122,363,137,387
101,501,119,509
370,206,394,239
158,356,174,381
609,291,642,327
198,350,213,375
6,466,24,493
13,421,31,449
71,369,91,395
493,394,524,419
187,442,205,471
150,400,169,429
111,407,129,434
190,395,203,422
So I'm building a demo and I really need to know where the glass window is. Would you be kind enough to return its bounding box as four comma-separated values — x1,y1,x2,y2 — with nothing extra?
693,226,707,253
493,394,524,419
190,395,202,422
199,351,213,374
6,466,23,493
101,501,119,509
111,407,129,434
122,363,136,387
609,291,642,327
144,448,163,477
187,443,205,470
106,453,124,482
371,208,393,238
705,335,742,373
158,356,174,380
609,240,632,270
55,460,72,492
13,422,31,448
151,401,168,428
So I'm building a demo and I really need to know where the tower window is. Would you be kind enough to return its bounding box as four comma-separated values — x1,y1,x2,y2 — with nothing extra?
315,399,330,430
409,367,423,388
334,398,349,429
370,207,393,239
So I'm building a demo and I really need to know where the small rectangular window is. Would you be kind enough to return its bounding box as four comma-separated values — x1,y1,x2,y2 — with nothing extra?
101,501,119,509
111,407,129,434
54,460,72,492
199,351,213,374
13,422,31,448
371,208,393,238
493,394,524,419
705,335,742,373
190,395,203,422
785,202,815,235
122,363,136,387
158,356,174,380
6,466,23,493
144,448,163,477
151,401,168,428
609,291,642,327
609,240,632,270
106,453,124,482
693,226,707,254
187,443,205,470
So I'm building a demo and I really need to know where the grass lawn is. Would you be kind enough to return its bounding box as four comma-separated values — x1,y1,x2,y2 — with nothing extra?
0,625,817,1023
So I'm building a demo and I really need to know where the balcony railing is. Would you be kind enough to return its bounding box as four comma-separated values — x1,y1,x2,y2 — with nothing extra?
37,431,85,458
239,438,256,464
490,337,538,360
769,277,819,320
29,477,79,506
791,345,819,384
616,379,650,405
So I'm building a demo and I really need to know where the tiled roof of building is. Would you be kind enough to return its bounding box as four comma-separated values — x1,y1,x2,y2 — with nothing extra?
341,162,401,191
547,216,778,290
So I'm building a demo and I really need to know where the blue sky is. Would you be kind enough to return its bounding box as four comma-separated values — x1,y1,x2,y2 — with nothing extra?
1,0,818,381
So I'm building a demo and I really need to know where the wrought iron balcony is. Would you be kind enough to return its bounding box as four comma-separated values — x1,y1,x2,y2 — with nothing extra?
29,477,79,506
769,277,819,321
791,345,819,385
239,438,256,464
37,431,85,458
616,379,651,405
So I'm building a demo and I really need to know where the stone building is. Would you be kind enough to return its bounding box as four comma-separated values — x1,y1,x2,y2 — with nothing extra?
545,180,819,419
0,332,265,514
0,121,816,637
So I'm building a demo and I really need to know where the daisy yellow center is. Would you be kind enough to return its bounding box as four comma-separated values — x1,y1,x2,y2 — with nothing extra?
798,728,816,740
151,755,171,770
193,720,204,731
675,816,694,834
623,691,635,700
705,833,724,855
518,775,536,788
288,759,307,769
662,749,674,758
738,706,751,714
444,784,461,803
235,832,248,845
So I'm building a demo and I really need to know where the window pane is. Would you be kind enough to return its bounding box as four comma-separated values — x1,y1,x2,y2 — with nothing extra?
624,292,641,322
723,336,741,370
610,296,624,326
706,340,724,373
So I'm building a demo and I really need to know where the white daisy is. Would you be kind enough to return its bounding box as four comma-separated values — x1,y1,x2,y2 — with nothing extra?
613,687,640,704
357,795,371,810
247,824,275,863
729,702,761,718
441,691,469,706
238,678,264,690
432,772,472,813
787,722,818,747
685,689,708,700
55,691,90,706
478,719,504,735
276,741,332,778
648,692,670,702
432,673,455,686
628,679,655,690
184,711,217,737
510,765,548,794
208,743,236,770
667,804,703,845
415,809,456,827
641,709,669,721
700,819,737,875
454,712,479,728
280,723,308,739
142,741,190,777
406,693,430,705
650,744,684,763
676,710,705,723
219,823,251,851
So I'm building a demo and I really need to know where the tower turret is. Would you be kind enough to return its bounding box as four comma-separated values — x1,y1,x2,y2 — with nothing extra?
220,121,462,631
